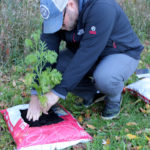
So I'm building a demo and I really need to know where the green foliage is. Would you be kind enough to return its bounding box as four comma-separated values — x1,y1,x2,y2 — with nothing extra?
121,0,150,41
24,31,62,106
0,0,41,65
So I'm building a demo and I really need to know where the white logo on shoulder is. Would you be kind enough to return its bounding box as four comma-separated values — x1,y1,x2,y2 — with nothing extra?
40,5,50,19
91,26,96,31
77,29,85,35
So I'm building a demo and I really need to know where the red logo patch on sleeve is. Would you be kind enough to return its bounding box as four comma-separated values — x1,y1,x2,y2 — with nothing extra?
89,26,96,35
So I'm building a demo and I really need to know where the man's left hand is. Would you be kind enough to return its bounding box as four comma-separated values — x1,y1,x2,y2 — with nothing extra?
42,91,60,114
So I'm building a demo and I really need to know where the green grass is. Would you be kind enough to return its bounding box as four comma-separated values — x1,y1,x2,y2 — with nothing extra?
0,0,150,149
0,46,150,150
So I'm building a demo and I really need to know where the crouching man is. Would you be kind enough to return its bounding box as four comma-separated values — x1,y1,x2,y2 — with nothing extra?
27,0,144,121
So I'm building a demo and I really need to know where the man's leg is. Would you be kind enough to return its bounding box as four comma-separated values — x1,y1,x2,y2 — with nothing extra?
56,49,96,101
93,54,139,120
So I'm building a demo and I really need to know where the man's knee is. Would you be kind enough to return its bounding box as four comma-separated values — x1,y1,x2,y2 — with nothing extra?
93,70,124,95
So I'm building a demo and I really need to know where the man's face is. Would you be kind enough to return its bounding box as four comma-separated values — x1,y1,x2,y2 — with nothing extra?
62,0,79,31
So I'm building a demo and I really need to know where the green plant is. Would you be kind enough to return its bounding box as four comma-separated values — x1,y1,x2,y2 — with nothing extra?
24,31,62,106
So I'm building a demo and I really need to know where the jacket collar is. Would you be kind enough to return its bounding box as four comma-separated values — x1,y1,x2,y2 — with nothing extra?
79,0,89,13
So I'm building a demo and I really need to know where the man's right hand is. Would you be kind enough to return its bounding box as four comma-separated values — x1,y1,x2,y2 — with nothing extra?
26,95,42,122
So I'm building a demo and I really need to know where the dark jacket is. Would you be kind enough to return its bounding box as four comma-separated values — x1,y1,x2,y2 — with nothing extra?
41,0,144,98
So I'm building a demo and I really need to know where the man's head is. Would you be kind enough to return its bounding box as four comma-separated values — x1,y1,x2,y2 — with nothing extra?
40,0,79,33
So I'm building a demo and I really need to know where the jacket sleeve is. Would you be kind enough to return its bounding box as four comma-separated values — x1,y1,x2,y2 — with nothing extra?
54,3,117,97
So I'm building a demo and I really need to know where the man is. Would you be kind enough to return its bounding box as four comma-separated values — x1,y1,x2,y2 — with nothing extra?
27,0,144,121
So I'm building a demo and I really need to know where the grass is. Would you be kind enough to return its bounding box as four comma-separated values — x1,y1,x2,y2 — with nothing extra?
0,47,150,149
0,0,150,149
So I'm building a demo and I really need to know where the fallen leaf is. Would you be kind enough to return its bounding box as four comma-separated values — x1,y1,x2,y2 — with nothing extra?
139,107,146,113
126,134,138,140
136,130,143,135
87,124,96,130
94,134,97,138
18,77,25,83
19,85,26,90
126,122,137,126
115,136,121,141
78,116,83,123
26,68,32,72
145,104,150,110
145,135,150,141
12,80,16,87
102,139,110,145
21,92,28,97
125,128,129,133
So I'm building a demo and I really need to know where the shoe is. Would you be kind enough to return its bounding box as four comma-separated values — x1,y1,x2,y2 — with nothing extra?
101,97,122,120
83,93,106,107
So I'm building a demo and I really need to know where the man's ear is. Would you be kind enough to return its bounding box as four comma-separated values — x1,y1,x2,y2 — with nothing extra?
67,0,76,10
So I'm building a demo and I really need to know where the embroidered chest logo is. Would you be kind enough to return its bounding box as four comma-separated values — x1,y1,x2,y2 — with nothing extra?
89,26,96,35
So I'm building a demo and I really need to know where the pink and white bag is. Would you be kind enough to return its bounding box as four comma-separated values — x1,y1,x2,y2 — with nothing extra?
0,104,92,150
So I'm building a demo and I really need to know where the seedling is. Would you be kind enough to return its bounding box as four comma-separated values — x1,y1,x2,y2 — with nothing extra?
24,30,62,106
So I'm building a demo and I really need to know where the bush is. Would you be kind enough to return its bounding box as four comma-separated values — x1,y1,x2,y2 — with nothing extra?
0,0,41,65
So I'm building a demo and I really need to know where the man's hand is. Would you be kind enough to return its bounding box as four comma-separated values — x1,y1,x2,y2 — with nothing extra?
26,95,42,121
42,91,59,114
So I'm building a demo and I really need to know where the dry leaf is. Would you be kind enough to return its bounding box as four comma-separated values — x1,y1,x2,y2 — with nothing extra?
21,92,28,97
87,124,96,130
18,77,25,83
78,116,83,123
126,122,137,126
145,104,150,110
12,80,16,87
145,135,150,141
102,139,110,145
136,130,143,135
126,134,138,140
26,68,32,72
125,128,129,133
115,136,121,141
94,134,97,138
139,107,146,113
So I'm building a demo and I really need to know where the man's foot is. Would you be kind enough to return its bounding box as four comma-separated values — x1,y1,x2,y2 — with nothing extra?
83,93,106,107
101,97,122,120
